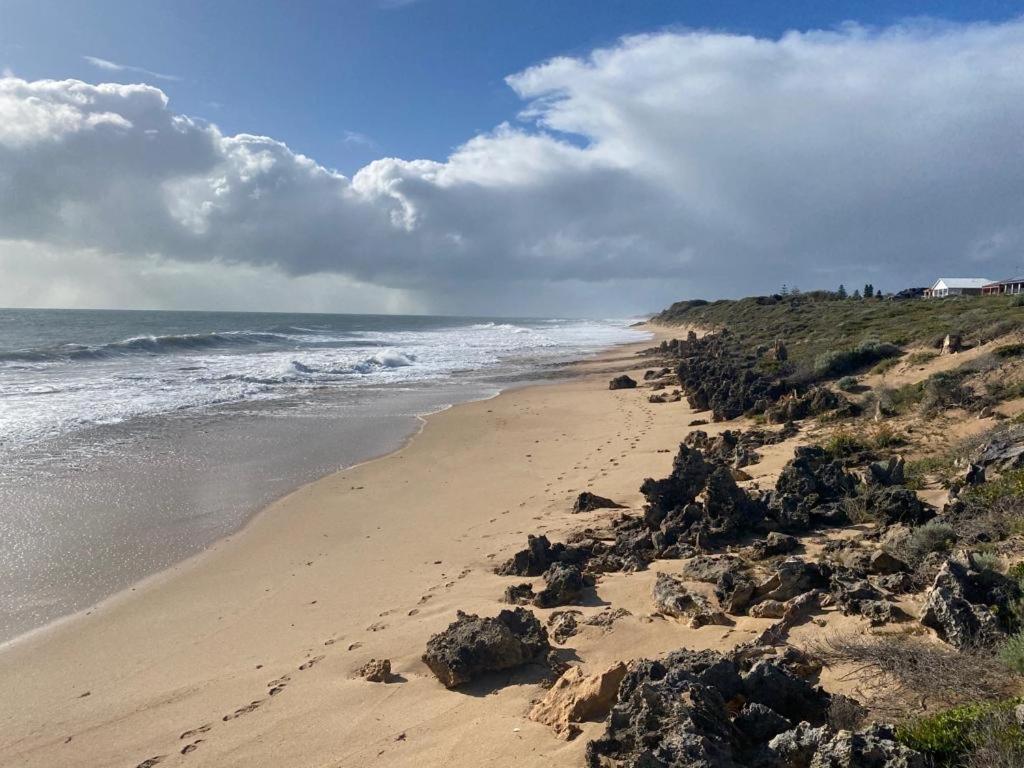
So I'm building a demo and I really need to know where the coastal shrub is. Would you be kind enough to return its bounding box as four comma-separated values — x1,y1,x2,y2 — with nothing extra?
921,370,974,414
871,423,904,449
903,455,956,489
821,429,866,459
836,375,859,391
961,469,1024,507
999,632,1024,674
897,700,1024,768
964,707,1024,768
979,319,1023,344
904,522,956,564
883,382,926,414
993,343,1024,360
813,339,901,378
812,633,1013,711
1013,295,1024,308
973,551,1004,574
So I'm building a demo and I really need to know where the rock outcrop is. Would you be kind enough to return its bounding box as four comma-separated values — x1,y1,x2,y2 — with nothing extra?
920,550,1020,648
528,662,627,740
572,491,624,513
608,375,637,390
422,608,551,688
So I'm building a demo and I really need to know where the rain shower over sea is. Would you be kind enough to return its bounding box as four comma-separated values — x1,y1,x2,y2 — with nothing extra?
0,309,648,643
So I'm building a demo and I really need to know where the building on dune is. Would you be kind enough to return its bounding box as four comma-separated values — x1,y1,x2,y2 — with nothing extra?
982,277,1024,296
923,277,992,298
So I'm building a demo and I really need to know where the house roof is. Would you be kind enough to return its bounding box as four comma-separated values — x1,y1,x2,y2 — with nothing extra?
930,277,993,290
986,277,1024,285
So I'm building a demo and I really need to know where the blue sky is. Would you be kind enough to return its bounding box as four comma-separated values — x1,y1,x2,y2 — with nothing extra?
2,2,1024,314
3,0,1022,176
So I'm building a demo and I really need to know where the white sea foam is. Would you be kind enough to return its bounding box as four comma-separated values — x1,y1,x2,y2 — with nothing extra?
0,315,650,449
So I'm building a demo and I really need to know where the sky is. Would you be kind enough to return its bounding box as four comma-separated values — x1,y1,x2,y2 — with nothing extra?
1,0,1024,316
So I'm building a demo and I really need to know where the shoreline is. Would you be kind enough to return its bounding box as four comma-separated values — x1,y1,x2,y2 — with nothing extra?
0,329,678,767
0,335,651,651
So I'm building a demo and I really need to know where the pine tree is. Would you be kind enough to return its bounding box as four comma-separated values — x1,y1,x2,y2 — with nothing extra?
864,283,874,298
837,284,847,299
852,288,862,299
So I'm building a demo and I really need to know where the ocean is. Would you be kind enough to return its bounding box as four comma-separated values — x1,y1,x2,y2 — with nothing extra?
0,308,649,643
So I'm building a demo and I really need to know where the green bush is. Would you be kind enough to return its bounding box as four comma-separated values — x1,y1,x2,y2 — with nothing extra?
999,632,1024,674
897,700,1024,767
993,343,1024,360
922,370,974,414
821,429,866,458
962,469,1024,506
814,340,901,378
905,521,957,564
837,375,859,392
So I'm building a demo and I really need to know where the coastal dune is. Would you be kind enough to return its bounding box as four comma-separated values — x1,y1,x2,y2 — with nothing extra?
0,329,780,768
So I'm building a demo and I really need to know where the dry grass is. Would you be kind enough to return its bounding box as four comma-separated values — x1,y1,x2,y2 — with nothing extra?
810,632,1017,715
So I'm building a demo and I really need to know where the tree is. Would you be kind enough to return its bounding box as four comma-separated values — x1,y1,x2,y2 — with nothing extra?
852,288,862,299
780,283,790,296
837,284,848,299
864,283,874,298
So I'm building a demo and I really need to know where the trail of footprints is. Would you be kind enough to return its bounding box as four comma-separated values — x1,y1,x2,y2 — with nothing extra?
133,380,658,767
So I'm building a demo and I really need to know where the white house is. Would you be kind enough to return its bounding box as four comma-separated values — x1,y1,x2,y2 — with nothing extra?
925,278,992,298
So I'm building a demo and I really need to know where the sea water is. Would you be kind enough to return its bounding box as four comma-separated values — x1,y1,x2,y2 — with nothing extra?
0,309,649,642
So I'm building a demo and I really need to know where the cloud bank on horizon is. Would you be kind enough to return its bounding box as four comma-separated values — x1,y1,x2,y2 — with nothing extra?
2,18,1024,314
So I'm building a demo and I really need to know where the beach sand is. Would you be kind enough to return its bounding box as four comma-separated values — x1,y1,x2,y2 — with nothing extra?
0,328,789,768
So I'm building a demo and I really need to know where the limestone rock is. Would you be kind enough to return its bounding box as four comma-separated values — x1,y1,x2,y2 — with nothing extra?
572,491,624,513
528,662,627,740
359,658,392,683
608,375,637,390
422,608,550,688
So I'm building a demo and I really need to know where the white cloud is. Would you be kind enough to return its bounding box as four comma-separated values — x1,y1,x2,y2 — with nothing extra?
2,19,1024,314
83,55,181,82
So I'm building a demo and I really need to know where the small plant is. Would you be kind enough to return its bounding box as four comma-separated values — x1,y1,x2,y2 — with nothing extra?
821,429,866,458
837,375,859,392
897,700,1024,767
999,631,1024,674
871,422,904,449
872,357,900,375
973,551,1004,574
904,521,957,564
993,343,1024,360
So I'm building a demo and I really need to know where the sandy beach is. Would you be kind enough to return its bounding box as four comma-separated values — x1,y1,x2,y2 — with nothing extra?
0,326,767,768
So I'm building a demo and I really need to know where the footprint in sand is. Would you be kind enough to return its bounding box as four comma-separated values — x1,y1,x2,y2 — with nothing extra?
180,724,212,740
348,642,363,651
299,655,325,671
223,700,264,721
136,757,165,767
366,621,388,632
180,739,204,755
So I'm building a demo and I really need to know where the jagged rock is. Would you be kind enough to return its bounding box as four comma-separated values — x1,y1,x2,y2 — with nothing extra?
754,559,830,603
860,486,934,526
572,491,624,513
548,610,581,643
529,662,628,740
867,455,906,486
608,375,637,390
975,426,1024,472
716,570,758,614
869,550,908,575
534,562,586,608
766,446,857,531
359,658,392,683
644,367,670,380
641,443,712,521
586,648,840,767
496,534,586,577
750,600,787,619
734,702,792,744
503,582,535,605
680,553,746,583
649,390,683,403
584,607,631,629
767,722,927,767
752,532,799,559
766,387,853,424
422,608,551,688
652,572,730,627
920,550,1020,648
877,571,915,594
